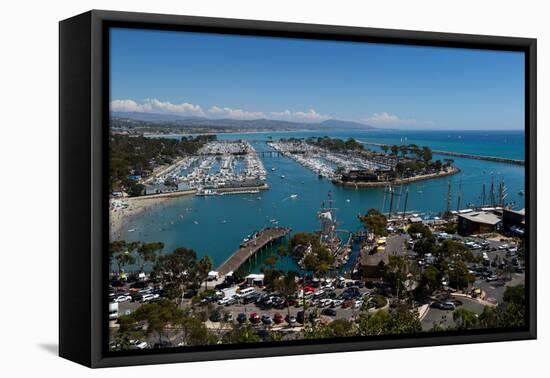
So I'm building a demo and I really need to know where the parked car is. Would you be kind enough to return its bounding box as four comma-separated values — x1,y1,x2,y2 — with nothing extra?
152,341,172,349
303,285,316,293
237,313,247,324
141,293,159,303
131,340,148,350
224,312,233,322
320,298,332,307
183,289,197,299
274,313,284,324
249,313,261,324
440,302,456,310
114,295,132,303
321,308,337,316
430,301,455,310
341,300,354,309
261,315,273,325
285,315,297,326
209,311,222,322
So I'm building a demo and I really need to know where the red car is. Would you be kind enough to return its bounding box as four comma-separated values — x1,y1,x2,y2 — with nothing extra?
249,313,261,324
273,313,284,324
341,300,354,309
284,299,296,307
303,285,316,293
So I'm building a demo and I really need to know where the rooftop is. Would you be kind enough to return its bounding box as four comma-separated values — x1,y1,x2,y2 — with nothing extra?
458,211,501,225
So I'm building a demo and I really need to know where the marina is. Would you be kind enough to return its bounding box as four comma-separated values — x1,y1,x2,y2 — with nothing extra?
143,140,268,196
115,130,525,272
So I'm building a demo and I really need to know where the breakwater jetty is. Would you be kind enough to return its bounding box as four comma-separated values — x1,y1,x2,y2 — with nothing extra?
333,167,460,188
358,141,525,166
217,227,291,276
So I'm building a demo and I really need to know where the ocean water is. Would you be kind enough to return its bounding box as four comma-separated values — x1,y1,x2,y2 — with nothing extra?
118,130,525,272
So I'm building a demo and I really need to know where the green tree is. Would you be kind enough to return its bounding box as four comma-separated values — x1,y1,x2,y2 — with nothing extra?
125,299,181,345
115,250,136,274
422,146,432,163
421,265,441,291
137,242,164,272
274,270,299,321
360,209,388,236
154,247,201,304
109,240,127,269
223,324,262,344
413,238,436,256
407,223,433,239
478,285,525,329
453,308,480,330
198,255,213,291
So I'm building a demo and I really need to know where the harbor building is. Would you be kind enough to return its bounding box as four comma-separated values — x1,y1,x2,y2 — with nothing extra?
457,210,502,235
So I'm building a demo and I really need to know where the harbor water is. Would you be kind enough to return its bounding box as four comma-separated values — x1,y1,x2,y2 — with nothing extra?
118,130,525,273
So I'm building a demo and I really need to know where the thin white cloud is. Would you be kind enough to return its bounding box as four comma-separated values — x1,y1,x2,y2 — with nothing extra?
207,106,266,120
362,112,418,126
110,99,148,113
111,99,332,123
270,109,331,122
110,98,205,117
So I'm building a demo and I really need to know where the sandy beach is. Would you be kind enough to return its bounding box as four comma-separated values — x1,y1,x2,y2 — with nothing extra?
110,196,171,239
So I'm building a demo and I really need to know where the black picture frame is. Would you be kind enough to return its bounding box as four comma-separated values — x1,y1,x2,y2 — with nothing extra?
59,9,537,368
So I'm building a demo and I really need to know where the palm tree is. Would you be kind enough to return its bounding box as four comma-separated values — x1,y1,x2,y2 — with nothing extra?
275,271,299,321
198,255,213,291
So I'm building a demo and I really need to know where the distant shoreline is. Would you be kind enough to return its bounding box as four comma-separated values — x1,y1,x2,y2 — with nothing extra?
142,128,382,138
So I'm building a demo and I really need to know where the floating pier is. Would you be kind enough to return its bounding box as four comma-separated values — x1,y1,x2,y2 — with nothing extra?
217,227,291,276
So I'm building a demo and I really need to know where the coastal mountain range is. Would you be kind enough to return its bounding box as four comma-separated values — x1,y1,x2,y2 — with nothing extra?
111,111,377,131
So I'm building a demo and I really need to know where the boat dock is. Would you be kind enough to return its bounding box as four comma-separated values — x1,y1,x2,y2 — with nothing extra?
217,227,291,276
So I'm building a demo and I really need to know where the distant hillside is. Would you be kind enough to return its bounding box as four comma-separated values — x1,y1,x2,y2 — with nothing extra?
320,119,376,130
111,112,377,131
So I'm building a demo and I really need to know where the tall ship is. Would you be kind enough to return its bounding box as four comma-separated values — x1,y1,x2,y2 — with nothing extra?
317,192,352,268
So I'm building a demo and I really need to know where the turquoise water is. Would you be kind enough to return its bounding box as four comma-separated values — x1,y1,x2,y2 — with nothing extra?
118,130,525,272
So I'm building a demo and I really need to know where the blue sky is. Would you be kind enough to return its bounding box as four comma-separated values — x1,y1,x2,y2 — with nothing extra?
110,28,525,130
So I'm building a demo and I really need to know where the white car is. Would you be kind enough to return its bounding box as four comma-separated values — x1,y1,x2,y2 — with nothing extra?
320,299,332,307
131,340,148,350
353,300,364,309
141,293,159,303
218,297,233,306
114,295,132,303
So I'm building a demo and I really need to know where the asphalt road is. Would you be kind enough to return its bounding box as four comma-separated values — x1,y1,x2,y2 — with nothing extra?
421,296,486,331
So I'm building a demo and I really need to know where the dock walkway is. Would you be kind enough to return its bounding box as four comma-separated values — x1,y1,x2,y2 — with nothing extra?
217,227,291,276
